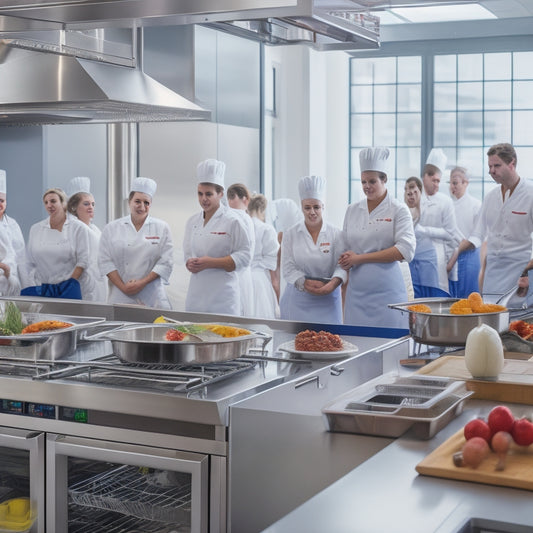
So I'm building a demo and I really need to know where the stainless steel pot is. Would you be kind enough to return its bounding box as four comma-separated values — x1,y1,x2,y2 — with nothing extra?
389,299,510,346
0,313,106,360
87,323,272,364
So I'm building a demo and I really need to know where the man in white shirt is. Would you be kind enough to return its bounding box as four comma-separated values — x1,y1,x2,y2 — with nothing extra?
448,166,482,297
418,149,462,296
449,143,533,299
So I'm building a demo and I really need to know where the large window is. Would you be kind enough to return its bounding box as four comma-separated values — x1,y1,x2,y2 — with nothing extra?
350,50,533,202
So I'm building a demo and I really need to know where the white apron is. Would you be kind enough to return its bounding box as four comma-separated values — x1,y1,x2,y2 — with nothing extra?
251,269,279,319
345,262,408,329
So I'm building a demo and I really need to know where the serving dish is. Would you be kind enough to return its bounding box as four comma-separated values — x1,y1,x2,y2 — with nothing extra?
277,339,358,360
86,323,271,364
389,298,509,346
0,313,106,360
322,373,473,439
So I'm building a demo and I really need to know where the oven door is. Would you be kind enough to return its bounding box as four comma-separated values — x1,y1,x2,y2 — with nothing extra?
0,426,45,533
46,433,208,533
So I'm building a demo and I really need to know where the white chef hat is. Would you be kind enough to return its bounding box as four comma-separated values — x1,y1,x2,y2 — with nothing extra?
359,147,390,175
0,169,6,194
426,148,447,174
269,198,303,232
130,177,157,198
298,175,326,203
197,158,225,189
65,176,91,198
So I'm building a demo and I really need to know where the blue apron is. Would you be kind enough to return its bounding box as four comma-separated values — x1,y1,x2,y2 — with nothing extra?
409,247,450,299
280,283,343,324
345,262,408,328
449,248,480,298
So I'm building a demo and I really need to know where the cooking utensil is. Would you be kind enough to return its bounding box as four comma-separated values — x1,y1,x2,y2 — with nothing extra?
389,298,509,346
86,323,272,365
0,313,106,360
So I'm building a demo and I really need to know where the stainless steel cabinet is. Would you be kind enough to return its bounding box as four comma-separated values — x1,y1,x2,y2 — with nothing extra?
46,434,208,533
0,426,45,533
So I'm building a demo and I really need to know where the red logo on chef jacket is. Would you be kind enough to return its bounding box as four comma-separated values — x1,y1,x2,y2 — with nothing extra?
512,211,527,215
210,232,227,235
375,218,392,222
145,236,160,243
319,242,331,253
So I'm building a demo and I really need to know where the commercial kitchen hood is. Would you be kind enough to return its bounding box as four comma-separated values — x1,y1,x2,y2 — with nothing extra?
0,41,211,126
0,0,381,51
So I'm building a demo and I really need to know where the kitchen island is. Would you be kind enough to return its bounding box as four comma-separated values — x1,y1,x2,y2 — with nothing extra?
261,397,533,533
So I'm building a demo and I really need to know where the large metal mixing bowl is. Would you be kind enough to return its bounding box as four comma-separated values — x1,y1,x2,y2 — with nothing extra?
389,299,510,346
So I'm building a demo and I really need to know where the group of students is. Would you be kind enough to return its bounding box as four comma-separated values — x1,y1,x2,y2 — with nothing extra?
405,142,533,307
1,142,530,328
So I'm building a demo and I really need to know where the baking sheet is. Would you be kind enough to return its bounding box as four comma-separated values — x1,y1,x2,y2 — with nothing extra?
277,340,358,360
416,428,533,491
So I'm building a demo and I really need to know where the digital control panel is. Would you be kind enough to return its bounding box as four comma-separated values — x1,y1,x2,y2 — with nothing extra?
0,399,88,423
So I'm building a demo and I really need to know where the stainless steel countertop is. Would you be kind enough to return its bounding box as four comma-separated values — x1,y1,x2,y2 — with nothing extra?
262,398,533,533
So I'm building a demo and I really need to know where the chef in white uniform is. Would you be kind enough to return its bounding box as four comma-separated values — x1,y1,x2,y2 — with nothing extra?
419,149,462,296
449,143,533,299
226,183,256,316
66,177,108,303
448,166,482,297
280,175,346,324
0,227,19,296
248,194,279,319
0,169,27,287
183,159,253,316
339,147,416,329
25,188,92,299
99,177,173,309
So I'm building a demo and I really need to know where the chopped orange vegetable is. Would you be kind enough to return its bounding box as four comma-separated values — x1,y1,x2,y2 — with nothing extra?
407,304,432,313
21,320,72,334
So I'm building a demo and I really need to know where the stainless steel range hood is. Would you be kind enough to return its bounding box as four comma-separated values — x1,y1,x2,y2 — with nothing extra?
0,0,381,51
0,41,211,126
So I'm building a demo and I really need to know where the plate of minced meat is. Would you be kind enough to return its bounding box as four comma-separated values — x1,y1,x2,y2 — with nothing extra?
277,330,358,360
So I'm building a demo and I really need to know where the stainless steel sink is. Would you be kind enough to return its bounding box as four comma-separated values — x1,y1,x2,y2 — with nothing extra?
455,518,532,533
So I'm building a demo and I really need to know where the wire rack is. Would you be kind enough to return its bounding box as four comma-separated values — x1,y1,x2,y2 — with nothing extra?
68,504,189,533
68,465,191,525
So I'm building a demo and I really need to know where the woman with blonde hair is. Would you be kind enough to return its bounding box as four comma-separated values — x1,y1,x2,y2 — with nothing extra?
23,188,91,299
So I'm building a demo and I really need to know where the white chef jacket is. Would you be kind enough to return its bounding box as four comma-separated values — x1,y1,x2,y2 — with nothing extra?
25,216,92,298
453,193,482,237
282,220,346,285
0,229,20,296
183,204,253,316
468,177,533,296
419,191,462,291
250,216,279,319
230,208,255,316
86,222,108,303
343,193,416,328
99,215,173,309
280,220,346,324
0,214,28,287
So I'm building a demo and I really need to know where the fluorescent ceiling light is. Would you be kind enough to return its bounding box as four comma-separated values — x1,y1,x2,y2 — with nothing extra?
383,4,496,24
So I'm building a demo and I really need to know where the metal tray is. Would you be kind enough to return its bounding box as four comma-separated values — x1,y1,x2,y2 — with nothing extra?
322,373,473,439
0,313,106,360
87,323,272,365
389,298,509,346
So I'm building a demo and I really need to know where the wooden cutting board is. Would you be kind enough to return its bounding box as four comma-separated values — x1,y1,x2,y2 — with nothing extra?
416,356,533,405
416,428,533,491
